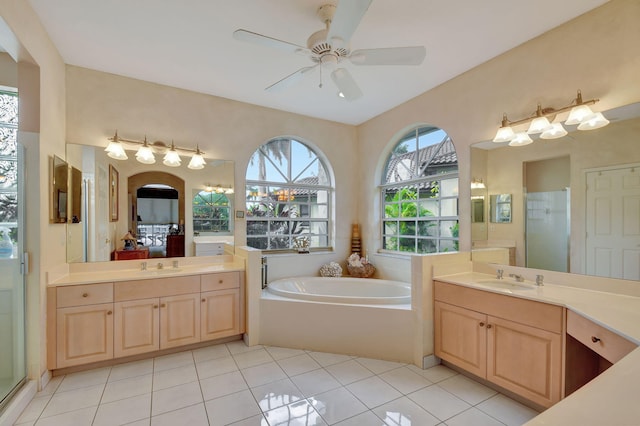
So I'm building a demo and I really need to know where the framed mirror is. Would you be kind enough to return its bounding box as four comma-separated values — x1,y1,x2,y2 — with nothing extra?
490,194,512,223
471,197,485,223
49,155,68,223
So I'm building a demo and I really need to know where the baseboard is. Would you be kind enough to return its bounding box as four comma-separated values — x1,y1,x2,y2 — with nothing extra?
0,380,36,426
423,354,441,369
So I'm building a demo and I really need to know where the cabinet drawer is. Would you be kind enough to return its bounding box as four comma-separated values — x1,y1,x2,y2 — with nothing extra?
567,310,637,363
115,276,200,301
57,283,113,308
201,272,240,291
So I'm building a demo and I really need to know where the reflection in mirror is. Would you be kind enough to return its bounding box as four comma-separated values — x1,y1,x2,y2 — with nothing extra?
470,103,640,280
490,194,512,223
70,166,82,223
65,144,234,263
471,197,484,223
49,155,68,223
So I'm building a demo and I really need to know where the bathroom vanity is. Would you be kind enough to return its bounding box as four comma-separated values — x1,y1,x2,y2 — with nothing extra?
433,270,640,422
46,258,245,371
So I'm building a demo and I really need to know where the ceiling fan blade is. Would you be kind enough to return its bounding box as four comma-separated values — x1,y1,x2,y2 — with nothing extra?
349,46,426,66
326,0,373,48
233,29,310,55
331,68,363,101
266,65,318,92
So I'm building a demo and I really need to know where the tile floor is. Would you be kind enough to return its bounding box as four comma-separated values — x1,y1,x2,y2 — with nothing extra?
14,341,539,425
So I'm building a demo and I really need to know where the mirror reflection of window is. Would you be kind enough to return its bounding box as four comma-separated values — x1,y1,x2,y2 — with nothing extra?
490,194,512,223
193,191,231,234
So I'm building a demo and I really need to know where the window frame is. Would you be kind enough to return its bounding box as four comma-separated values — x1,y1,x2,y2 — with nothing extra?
380,126,459,255
245,138,333,252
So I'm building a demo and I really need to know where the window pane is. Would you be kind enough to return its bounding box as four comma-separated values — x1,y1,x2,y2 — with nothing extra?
247,220,268,235
440,239,458,252
440,220,458,238
418,220,438,237
441,198,458,217
441,178,459,197
417,239,437,254
400,221,415,235
383,236,398,251
309,221,327,234
398,237,416,252
384,221,397,234
247,237,268,250
310,203,328,219
419,199,438,217
400,201,417,218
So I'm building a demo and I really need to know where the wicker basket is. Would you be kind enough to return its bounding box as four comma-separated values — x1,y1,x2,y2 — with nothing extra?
347,263,376,278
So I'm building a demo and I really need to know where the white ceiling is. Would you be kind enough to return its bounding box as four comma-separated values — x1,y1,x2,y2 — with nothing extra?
27,0,608,125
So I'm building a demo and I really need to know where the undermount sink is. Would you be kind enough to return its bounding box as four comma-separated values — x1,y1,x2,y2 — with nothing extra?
475,279,536,291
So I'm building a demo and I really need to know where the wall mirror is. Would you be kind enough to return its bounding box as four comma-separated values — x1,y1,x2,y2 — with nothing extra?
489,194,512,223
471,197,485,223
70,166,82,223
65,143,235,263
49,155,68,223
470,102,640,281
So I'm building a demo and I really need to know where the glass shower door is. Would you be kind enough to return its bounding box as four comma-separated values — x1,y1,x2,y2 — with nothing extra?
525,189,569,272
0,91,25,411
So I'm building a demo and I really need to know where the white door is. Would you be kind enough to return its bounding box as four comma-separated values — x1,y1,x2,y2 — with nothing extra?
95,164,110,261
585,166,640,280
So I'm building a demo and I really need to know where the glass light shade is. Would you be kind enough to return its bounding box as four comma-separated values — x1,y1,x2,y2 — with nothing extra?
135,145,155,164
163,149,181,167
527,116,552,134
187,153,206,170
470,179,485,189
577,112,610,131
105,141,128,160
540,122,568,140
508,132,533,147
565,104,594,125
493,126,515,143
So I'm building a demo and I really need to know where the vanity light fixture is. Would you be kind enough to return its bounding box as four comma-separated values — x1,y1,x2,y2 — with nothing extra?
105,131,128,160
470,178,485,189
135,136,155,164
493,90,608,146
187,146,206,170
204,183,233,194
163,141,182,167
106,132,209,168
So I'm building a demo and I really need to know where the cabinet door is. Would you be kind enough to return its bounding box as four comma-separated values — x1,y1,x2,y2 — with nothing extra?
487,315,562,408
160,293,201,349
56,303,114,368
201,289,240,341
114,298,159,357
434,301,487,378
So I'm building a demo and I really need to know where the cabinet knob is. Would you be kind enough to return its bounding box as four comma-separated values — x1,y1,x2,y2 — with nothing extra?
591,336,601,343
161,303,166,308
219,279,223,284
486,324,492,329
479,322,485,327
153,305,158,309
202,298,206,302
82,293,88,298
107,310,112,315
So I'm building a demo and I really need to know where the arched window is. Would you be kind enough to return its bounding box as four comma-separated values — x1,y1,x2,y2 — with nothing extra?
193,191,231,234
245,138,332,250
381,126,459,253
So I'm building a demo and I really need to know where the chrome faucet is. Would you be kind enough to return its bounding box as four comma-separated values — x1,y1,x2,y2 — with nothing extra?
496,269,504,279
509,273,524,282
157,262,163,270
536,274,544,286
141,261,147,271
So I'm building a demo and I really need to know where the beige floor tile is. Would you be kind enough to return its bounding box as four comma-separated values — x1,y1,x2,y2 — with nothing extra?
205,389,262,426
438,374,497,405
265,346,307,360
407,385,470,421
40,383,104,419
346,376,402,409
152,363,198,391
445,406,505,426
476,393,539,426
92,393,151,426
32,406,97,426
195,355,239,379
151,381,203,417
200,371,248,401
55,367,110,393
108,359,153,382
101,373,152,404
151,402,208,426
325,359,374,385
378,366,433,394
277,353,322,376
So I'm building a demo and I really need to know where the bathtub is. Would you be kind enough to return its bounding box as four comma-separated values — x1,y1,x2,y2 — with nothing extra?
266,276,411,305
260,276,414,363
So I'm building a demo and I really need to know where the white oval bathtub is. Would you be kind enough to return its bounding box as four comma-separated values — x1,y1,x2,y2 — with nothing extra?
266,276,410,305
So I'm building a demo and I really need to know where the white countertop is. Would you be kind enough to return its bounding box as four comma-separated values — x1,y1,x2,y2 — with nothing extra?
48,257,244,286
434,272,640,425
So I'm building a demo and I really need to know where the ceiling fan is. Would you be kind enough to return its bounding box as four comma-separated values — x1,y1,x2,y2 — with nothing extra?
233,0,426,101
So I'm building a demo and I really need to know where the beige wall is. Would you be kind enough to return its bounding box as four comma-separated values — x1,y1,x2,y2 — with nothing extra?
65,66,359,256
357,0,640,256
0,0,66,381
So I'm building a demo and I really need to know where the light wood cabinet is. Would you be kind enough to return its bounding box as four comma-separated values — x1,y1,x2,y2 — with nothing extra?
201,289,240,341
56,303,114,368
114,298,159,357
49,271,244,371
434,281,564,408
